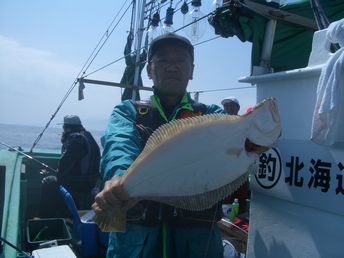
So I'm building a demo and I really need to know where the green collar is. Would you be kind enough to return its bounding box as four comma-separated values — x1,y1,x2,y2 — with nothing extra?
150,93,194,122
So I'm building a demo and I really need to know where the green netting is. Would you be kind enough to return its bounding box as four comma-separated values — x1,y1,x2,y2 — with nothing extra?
209,0,344,72
120,34,147,101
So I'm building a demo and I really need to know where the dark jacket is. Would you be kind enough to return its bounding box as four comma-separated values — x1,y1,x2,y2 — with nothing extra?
58,130,100,194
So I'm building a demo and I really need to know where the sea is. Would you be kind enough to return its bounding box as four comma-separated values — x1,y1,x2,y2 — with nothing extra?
0,123,104,151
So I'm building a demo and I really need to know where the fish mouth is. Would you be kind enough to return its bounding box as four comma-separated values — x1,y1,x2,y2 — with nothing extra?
244,138,269,155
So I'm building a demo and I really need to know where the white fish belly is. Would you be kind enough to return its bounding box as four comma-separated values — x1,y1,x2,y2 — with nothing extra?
124,120,256,198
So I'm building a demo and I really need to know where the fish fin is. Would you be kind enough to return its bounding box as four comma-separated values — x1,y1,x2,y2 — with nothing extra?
147,171,250,211
93,209,127,232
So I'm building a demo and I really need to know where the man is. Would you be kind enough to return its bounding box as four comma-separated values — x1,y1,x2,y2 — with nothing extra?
94,33,266,258
221,96,240,115
40,115,100,217
94,33,224,258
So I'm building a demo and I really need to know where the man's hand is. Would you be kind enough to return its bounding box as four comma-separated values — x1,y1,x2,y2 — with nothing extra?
92,176,137,216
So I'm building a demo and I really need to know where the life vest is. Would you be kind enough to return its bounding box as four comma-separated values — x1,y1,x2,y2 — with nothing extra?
126,99,223,227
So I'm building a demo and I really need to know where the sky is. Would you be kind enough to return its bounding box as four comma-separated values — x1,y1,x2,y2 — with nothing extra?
0,0,257,131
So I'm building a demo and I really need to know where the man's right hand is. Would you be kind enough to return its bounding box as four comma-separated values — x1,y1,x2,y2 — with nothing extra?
92,176,137,216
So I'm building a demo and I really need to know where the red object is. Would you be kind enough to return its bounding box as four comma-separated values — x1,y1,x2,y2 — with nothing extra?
178,110,203,119
246,107,253,113
232,217,249,232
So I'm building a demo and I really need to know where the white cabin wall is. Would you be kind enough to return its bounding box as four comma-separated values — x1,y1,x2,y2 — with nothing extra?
240,29,344,258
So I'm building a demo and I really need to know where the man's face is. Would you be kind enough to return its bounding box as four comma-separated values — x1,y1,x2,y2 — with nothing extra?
63,125,71,133
223,102,240,115
147,44,194,98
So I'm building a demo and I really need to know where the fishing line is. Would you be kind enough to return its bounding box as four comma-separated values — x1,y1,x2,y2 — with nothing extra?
0,141,57,173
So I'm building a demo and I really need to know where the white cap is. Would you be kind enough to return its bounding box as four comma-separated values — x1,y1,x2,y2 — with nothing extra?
221,96,240,107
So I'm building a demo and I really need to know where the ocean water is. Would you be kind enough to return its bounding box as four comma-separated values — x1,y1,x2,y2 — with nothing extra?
0,123,104,151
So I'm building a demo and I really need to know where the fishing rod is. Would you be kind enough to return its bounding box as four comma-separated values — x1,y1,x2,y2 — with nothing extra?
0,236,32,258
0,141,57,173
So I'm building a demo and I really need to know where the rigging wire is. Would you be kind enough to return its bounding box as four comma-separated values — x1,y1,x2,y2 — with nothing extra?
29,0,132,152
193,35,221,46
173,10,211,34
80,1,133,78
189,86,254,94
174,0,184,10
86,3,219,77
79,0,131,81
84,34,222,78
84,4,139,78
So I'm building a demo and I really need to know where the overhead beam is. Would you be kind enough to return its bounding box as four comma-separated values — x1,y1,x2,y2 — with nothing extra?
78,78,153,92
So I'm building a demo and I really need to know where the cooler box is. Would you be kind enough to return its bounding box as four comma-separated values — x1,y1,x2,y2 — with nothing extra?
27,218,72,251
59,186,109,257
32,245,77,258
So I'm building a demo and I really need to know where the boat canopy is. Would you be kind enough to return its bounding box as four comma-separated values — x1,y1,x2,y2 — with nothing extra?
209,0,344,72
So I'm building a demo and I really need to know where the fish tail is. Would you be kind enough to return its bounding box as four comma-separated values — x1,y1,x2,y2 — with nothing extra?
93,209,127,232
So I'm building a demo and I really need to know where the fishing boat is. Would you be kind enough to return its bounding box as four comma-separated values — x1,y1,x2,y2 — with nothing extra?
1,0,344,257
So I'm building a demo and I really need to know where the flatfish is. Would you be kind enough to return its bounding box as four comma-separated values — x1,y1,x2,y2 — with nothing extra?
95,98,281,232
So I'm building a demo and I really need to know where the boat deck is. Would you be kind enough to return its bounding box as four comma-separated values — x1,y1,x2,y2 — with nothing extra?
0,149,60,258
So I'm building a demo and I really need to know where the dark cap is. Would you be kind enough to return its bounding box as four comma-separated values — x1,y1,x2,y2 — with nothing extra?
148,33,194,62
62,115,82,125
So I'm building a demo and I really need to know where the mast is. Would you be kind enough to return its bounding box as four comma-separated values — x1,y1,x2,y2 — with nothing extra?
253,0,280,75
132,0,147,101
